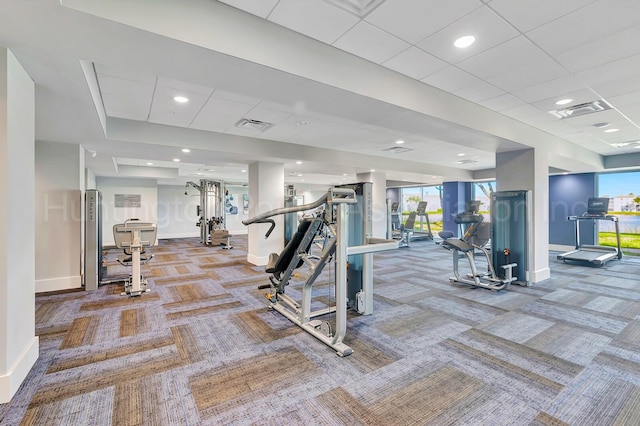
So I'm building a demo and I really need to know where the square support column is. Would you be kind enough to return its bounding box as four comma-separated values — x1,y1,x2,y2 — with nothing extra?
356,171,386,238
496,149,550,282
0,48,39,403
247,161,284,266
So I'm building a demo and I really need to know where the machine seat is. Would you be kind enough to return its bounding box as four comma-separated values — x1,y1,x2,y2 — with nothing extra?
442,238,474,253
265,218,318,276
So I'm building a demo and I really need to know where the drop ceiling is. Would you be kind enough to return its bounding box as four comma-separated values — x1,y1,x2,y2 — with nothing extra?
1,0,640,187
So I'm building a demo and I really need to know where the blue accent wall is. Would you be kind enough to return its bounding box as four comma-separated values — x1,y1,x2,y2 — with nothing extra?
442,182,471,237
549,173,597,246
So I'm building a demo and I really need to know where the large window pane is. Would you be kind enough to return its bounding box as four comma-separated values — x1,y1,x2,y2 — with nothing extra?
598,172,640,256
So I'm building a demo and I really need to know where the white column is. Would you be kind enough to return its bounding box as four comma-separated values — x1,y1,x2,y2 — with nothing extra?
247,161,284,265
356,171,386,238
496,148,550,282
0,48,39,403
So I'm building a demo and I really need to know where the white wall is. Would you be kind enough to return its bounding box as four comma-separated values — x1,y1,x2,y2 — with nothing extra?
35,140,82,292
97,177,158,246
86,167,96,190
0,48,39,403
157,184,199,239
225,185,249,235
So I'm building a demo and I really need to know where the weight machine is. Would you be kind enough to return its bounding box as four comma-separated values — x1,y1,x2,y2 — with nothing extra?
441,190,532,291
113,219,157,297
243,186,398,356
186,179,232,248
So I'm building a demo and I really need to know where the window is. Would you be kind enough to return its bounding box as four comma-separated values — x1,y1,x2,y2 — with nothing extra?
472,181,494,215
598,172,640,256
400,185,443,232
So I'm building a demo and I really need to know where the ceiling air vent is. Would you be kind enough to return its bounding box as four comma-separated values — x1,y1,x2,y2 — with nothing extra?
234,118,274,132
548,100,612,119
456,159,478,165
382,146,413,154
322,0,387,17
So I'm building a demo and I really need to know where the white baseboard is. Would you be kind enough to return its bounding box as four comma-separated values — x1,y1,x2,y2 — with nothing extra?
35,275,82,293
0,336,39,403
247,253,268,266
532,267,551,283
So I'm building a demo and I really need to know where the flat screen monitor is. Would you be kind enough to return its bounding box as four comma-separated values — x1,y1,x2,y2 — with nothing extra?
586,197,609,215
466,200,481,214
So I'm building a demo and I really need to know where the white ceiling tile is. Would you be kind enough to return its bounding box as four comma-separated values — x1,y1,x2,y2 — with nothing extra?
485,58,568,92
156,77,213,96
217,0,278,18
608,90,640,109
94,63,156,84
457,36,549,79
101,93,150,121
560,109,631,133
511,76,586,103
479,93,524,111
526,0,640,55
97,75,154,120
593,75,640,99
575,52,640,88
555,25,640,73
530,88,599,114
269,0,359,44
421,66,481,92
148,86,210,128
382,47,448,80
365,0,482,44
243,103,292,124
488,0,597,33
333,21,411,64
500,103,557,124
416,6,518,64
211,89,261,105
189,97,255,133
453,81,504,103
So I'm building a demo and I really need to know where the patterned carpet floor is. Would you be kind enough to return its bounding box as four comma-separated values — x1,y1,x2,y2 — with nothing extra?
2,235,640,425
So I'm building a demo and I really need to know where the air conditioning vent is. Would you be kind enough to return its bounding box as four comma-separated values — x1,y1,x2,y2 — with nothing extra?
548,100,612,119
456,159,478,164
234,118,274,132
382,146,413,154
322,0,386,17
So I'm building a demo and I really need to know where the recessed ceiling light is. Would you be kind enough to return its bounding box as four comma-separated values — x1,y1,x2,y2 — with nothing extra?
402,179,407,181
395,140,405,144
593,122,610,128
296,160,302,164
196,172,202,175
343,173,348,176
173,158,180,162
457,153,465,156
146,162,153,166
241,169,247,173
174,96,189,103
454,35,476,49
604,128,619,133
181,148,191,153
300,179,305,182
555,98,573,106
370,169,376,172
297,173,303,177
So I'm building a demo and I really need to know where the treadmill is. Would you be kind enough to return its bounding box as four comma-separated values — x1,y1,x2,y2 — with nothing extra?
557,197,622,266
